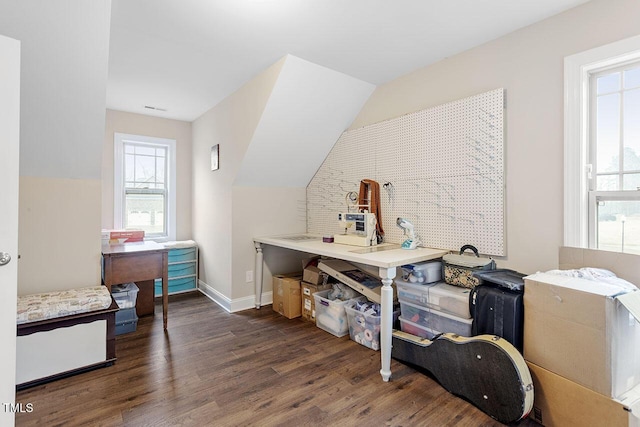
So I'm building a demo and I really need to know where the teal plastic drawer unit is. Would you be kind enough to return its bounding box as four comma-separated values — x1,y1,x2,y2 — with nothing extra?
155,242,198,296
155,276,197,295
168,247,197,263
168,262,196,277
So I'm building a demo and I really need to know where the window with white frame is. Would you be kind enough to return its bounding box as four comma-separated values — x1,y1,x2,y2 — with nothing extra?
565,36,640,255
114,133,176,241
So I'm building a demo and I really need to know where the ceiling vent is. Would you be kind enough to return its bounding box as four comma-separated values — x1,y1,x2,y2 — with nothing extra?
144,105,167,112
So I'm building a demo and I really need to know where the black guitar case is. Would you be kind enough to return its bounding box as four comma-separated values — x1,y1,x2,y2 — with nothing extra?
392,330,533,424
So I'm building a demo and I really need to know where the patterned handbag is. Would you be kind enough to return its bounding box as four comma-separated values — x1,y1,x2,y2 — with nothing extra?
442,245,496,289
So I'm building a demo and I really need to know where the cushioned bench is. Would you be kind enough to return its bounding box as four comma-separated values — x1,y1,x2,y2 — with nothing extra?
16,286,119,389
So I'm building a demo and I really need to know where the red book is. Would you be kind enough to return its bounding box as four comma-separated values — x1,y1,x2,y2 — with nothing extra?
104,230,145,244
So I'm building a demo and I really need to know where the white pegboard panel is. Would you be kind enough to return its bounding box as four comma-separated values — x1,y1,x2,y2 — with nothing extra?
307,88,505,256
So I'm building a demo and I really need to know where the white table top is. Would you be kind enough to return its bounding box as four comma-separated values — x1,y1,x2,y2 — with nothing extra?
254,234,448,269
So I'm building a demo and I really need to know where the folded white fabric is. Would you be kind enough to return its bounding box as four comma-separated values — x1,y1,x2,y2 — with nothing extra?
545,267,637,291
162,240,197,249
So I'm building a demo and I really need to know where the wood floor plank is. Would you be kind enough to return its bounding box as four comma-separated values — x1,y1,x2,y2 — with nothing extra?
15,292,537,426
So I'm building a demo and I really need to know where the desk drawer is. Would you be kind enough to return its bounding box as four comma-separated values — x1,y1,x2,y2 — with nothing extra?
154,276,196,296
168,247,197,263
106,252,164,284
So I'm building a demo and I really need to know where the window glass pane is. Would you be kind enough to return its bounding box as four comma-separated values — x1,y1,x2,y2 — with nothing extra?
156,157,165,184
134,155,156,185
597,174,619,191
624,88,640,171
124,144,134,154
156,147,166,158
124,153,135,183
124,193,165,235
596,93,620,173
624,173,640,190
134,145,155,156
624,67,640,90
597,72,621,94
597,200,640,255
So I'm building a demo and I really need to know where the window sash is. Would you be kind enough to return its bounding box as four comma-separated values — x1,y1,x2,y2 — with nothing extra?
588,190,640,253
124,142,167,190
123,189,167,237
564,35,640,249
114,133,176,242
589,61,640,192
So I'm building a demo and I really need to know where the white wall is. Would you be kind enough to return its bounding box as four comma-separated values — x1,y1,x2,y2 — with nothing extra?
192,57,287,310
0,1,112,294
102,109,193,240
346,0,640,274
235,55,375,187
18,177,103,295
231,187,307,307
0,0,111,180
194,55,373,310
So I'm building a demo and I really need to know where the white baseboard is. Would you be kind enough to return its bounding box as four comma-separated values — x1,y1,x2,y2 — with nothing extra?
198,279,273,313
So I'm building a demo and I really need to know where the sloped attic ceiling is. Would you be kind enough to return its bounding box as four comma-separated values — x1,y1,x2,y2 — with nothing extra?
233,55,375,188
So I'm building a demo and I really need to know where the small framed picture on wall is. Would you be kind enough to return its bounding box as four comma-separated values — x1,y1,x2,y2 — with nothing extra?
211,144,219,171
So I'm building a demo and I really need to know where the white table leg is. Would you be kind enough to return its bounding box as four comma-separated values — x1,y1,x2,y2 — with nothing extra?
254,242,263,309
378,266,396,382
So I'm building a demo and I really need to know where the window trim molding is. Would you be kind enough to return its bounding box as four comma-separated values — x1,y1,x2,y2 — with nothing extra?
114,132,177,242
564,35,640,248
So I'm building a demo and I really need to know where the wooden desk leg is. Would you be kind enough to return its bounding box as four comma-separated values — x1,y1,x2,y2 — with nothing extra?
378,266,396,382
162,251,168,330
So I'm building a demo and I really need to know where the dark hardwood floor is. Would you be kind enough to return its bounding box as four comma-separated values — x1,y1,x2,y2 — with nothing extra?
16,292,538,426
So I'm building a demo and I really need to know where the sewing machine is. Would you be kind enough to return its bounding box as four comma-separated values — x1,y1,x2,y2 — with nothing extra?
334,212,378,247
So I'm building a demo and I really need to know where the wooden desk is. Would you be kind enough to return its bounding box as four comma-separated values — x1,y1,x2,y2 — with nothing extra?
101,241,169,330
253,234,447,382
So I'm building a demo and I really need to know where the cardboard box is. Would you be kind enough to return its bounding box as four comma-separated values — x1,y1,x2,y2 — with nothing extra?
102,229,145,244
524,272,640,398
302,256,323,285
526,361,640,427
300,281,332,322
559,246,640,285
272,274,303,319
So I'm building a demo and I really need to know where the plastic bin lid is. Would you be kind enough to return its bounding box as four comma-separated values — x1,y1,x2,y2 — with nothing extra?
112,282,139,293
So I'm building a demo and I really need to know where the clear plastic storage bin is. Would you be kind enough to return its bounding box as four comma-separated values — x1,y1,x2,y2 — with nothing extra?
399,316,440,340
401,260,442,284
115,306,138,335
395,280,471,318
313,290,365,337
399,299,473,337
111,282,139,309
345,302,398,351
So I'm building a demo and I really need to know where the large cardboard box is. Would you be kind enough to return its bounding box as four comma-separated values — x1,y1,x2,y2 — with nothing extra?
524,272,640,398
559,247,640,284
272,274,303,319
526,361,640,427
301,281,332,322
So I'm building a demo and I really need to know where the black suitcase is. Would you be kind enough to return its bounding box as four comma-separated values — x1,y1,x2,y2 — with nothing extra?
470,270,525,353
